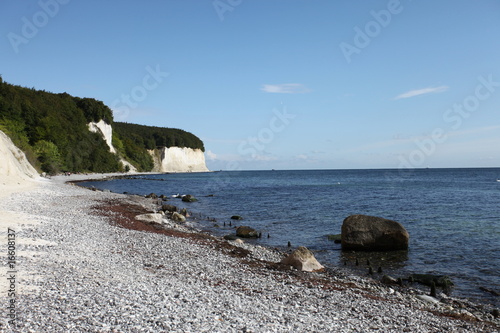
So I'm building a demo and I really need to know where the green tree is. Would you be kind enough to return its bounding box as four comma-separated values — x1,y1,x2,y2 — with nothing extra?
34,140,61,174
0,79,205,174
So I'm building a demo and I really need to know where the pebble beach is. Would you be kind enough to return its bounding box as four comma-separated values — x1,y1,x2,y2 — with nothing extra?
0,175,498,332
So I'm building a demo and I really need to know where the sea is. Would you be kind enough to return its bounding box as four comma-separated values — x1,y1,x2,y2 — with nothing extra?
81,168,500,307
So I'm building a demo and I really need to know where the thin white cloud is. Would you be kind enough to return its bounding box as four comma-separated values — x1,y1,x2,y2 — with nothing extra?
261,83,310,94
393,85,449,100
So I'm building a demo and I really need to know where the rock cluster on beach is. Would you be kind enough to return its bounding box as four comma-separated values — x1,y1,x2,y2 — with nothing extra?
0,177,497,332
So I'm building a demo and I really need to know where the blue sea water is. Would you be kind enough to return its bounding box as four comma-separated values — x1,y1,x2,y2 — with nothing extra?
82,168,500,307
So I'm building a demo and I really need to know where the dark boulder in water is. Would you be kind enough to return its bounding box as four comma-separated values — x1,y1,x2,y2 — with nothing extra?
223,234,239,241
182,195,197,202
236,226,259,238
341,214,409,251
231,215,243,220
161,204,177,213
409,274,453,287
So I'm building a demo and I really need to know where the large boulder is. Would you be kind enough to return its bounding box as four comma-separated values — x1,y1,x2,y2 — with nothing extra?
135,213,163,225
182,195,197,202
161,204,177,213
171,212,186,223
236,226,259,238
281,246,324,272
341,214,409,251
409,274,453,287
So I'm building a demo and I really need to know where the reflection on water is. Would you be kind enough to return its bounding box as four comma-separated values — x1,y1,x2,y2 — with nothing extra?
339,250,409,270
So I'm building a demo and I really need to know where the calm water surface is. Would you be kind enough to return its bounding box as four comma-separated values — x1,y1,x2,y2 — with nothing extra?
82,168,500,307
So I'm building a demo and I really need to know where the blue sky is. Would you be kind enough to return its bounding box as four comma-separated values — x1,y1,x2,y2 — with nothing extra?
1,0,499,170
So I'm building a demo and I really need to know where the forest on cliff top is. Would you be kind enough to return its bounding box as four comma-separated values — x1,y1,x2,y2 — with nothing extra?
0,77,204,174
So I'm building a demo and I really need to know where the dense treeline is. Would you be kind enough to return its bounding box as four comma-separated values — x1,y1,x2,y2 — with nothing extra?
0,78,122,173
111,129,154,172
0,78,121,174
113,122,205,152
0,78,206,174
112,122,205,172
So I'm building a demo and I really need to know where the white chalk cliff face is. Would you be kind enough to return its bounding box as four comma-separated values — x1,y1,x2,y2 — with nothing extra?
158,147,209,173
88,120,116,153
88,121,136,172
88,121,208,173
0,130,39,183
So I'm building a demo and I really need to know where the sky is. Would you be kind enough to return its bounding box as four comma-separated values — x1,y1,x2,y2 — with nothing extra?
1,0,499,171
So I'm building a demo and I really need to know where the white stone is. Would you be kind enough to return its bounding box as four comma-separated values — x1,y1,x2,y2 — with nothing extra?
135,213,163,224
416,295,440,305
88,120,116,153
281,246,324,272
171,212,186,223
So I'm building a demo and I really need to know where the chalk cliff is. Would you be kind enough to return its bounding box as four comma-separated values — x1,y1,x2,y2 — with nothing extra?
88,121,208,173
0,130,39,184
1,78,207,174
88,120,116,153
88,121,137,172
150,147,209,173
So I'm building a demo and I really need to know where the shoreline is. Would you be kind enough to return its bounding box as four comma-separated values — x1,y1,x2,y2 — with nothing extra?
0,176,498,331
72,172,500,307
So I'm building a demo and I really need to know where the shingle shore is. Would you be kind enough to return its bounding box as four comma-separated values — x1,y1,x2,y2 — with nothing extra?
0,179,497,332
